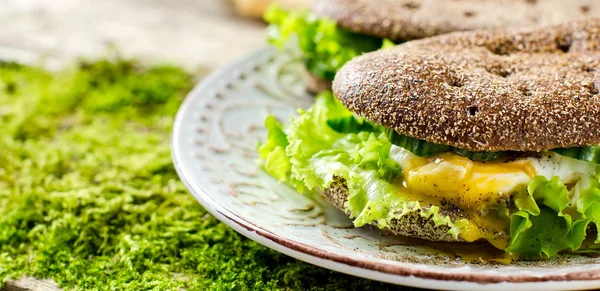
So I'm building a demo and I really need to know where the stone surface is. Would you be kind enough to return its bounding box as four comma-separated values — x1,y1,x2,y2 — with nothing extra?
0,0,267,70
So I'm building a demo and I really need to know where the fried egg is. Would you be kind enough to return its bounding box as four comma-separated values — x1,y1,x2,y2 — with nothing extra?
389,145,597,209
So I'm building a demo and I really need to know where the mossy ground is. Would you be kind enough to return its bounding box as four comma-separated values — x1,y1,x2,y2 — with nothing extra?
0,60,412,290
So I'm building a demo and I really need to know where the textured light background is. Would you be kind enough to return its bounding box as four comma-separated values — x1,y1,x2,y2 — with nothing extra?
0,0,266,69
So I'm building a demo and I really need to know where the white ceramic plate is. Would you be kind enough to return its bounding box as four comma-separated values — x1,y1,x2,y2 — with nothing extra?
171,47,600,291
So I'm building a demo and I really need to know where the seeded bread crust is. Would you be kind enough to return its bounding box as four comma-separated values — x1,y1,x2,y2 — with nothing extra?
322,178,465,242
312,0,600,41
333,18,600,152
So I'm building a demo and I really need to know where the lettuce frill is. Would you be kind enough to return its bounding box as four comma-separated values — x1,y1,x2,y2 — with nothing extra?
264,7,393,81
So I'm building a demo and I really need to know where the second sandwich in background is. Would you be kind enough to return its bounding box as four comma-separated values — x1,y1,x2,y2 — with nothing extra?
266,0,600,93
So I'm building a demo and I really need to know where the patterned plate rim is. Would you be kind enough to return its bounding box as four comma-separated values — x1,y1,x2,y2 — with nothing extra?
171,47,600,291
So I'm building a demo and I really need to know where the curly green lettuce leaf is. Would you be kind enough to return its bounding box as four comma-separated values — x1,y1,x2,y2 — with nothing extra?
259,91,461,236
264,6,388,80
508,176,592,257
258,116,291,183
285,91,355,190
577,177,600,243
381,39,396,49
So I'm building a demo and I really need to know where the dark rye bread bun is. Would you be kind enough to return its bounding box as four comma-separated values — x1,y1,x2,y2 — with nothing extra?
312,0,600,41
322,178,465,242
333,18,600,152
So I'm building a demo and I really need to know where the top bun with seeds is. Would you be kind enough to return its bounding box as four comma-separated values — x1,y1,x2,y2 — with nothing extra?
333,18,600,152
269,0,600,94
313,0,600,41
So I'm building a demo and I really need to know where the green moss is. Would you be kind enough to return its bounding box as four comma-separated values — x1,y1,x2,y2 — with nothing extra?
0,60,413,291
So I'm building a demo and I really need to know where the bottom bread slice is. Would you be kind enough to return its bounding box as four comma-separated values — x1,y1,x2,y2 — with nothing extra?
322,177,467,243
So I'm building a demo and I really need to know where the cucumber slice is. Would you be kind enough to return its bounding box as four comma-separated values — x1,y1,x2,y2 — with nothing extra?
551,147,581,159
553,146,600,164
581,146,600,163
451,148,503,161
327,116,374,133
387,129,503,161
386,130,450,157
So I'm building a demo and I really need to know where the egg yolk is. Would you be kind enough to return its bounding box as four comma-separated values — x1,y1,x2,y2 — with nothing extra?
390,148,538,249
402,153,536,209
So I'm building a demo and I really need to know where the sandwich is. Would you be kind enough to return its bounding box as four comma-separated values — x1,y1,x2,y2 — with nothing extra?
259,18,600,258
266,0,600,93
